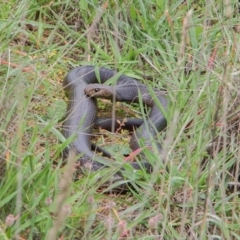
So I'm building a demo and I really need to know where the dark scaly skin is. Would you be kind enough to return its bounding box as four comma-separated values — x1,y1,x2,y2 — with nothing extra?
85,83,168,152
94,118,143,131
62,66,167,174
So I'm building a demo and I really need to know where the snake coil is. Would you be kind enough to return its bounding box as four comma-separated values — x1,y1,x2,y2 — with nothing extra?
62,66,168,182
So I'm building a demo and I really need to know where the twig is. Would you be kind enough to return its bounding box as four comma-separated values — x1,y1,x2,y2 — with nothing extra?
0,59,36,74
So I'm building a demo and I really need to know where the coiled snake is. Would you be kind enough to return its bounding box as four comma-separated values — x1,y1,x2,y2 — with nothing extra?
62,66,168,180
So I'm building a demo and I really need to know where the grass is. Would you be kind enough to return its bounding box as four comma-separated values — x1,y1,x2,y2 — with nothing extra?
0,0,240,239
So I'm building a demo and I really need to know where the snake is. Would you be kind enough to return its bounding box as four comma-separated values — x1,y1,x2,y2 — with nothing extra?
62,65,168,177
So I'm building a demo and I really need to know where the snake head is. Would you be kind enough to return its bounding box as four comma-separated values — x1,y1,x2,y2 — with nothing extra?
84,84,113,99
84,87,100,97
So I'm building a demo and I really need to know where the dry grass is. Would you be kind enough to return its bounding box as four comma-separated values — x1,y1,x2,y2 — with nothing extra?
0,0,240,239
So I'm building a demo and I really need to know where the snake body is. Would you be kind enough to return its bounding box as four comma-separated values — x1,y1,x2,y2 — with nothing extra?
62,66,168,173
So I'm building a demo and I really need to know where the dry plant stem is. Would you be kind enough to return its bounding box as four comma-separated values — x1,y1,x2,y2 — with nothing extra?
0,132,7,179
14,100,24,238
160,111,180,238
221,1,234,227
219,64,230,233
165,10,175,40
200,0,234,231
200,64,228,237
179,183,191,237
106,10,120,238
47,149,76,240
233,149,240,212
177,9,193,70
198,3,215,237
111,9,120,135
0,156,6,179
0,59,36,74
158,11,204,230
224,0,232,18
86,3,108,61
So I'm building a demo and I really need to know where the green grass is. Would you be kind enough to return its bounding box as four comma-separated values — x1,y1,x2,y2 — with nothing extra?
0,0,240,239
